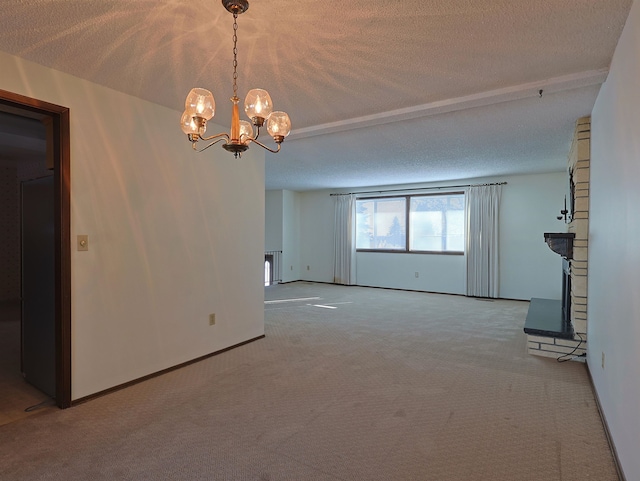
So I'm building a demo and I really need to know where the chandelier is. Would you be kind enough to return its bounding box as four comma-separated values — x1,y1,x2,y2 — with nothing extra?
179,0,291,158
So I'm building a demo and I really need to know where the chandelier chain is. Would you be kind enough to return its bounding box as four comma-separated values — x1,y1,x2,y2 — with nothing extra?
232,12,239,98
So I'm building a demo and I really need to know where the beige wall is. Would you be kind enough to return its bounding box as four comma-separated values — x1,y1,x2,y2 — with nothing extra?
590,1,640,478
0,50,266,400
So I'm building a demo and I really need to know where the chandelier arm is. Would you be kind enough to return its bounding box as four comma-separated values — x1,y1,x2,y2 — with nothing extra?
246,137,282,154
195,138,227,153
198,132,230,142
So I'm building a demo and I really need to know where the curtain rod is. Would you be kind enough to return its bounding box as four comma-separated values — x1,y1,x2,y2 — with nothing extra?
330,181,507,196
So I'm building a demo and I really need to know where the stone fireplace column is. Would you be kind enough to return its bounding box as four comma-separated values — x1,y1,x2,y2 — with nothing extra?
526,117,589,360
567,117,590,344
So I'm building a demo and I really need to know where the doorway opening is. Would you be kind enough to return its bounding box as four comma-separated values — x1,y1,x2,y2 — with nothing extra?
0,89,71,409
264,251,282,286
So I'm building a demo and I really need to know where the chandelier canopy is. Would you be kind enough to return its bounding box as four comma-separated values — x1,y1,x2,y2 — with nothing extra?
180,0,291,158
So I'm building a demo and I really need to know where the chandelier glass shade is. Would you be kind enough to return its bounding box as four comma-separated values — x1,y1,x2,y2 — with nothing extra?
180,0,291,157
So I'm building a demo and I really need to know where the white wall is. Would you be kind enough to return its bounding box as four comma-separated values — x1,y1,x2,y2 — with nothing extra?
265,190,283,251
356,251,466,294
498,172,567,300
265,189,301,282
589,2,640,478
1,51,266,400
282,190,301,283
300,191,335,282
285,172,565,300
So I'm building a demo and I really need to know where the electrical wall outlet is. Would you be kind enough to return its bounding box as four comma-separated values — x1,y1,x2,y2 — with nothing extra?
209,313,216,326
307,265,310,270
601,351,605,369
415,272,419,278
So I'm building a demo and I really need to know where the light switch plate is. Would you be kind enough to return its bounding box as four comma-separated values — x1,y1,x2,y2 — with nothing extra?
77,235,88,251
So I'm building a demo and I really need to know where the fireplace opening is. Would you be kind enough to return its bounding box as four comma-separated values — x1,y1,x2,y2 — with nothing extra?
523,233,575,340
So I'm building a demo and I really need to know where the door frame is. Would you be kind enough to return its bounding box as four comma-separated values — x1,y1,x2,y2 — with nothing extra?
0,89,71,408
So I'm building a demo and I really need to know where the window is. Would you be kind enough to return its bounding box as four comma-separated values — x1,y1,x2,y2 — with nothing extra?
356,197,406,250
356,193,465,253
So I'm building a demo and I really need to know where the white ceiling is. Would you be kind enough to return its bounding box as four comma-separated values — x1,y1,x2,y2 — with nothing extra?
0,0,633,190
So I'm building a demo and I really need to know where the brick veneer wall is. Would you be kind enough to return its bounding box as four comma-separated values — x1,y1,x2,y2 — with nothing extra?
567,117,591,342
527,117,590,361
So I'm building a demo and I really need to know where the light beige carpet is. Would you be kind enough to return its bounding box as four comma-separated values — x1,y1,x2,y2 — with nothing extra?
0,282,617,480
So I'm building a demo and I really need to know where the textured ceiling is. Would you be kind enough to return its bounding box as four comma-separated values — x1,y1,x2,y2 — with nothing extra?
0,0,633,190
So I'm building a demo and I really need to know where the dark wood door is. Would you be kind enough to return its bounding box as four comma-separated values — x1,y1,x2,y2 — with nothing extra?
21,176,56,398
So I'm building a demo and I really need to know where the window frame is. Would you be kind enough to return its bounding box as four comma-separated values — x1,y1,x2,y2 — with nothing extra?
355,191,465,255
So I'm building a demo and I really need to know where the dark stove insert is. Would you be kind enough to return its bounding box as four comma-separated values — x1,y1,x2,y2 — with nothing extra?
523,233,575,339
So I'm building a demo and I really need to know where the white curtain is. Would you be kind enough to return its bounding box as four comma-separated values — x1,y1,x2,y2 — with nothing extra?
466,184,503,298
333,194,356,285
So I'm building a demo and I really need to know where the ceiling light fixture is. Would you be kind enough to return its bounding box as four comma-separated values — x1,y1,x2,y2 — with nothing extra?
179,0,291,158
